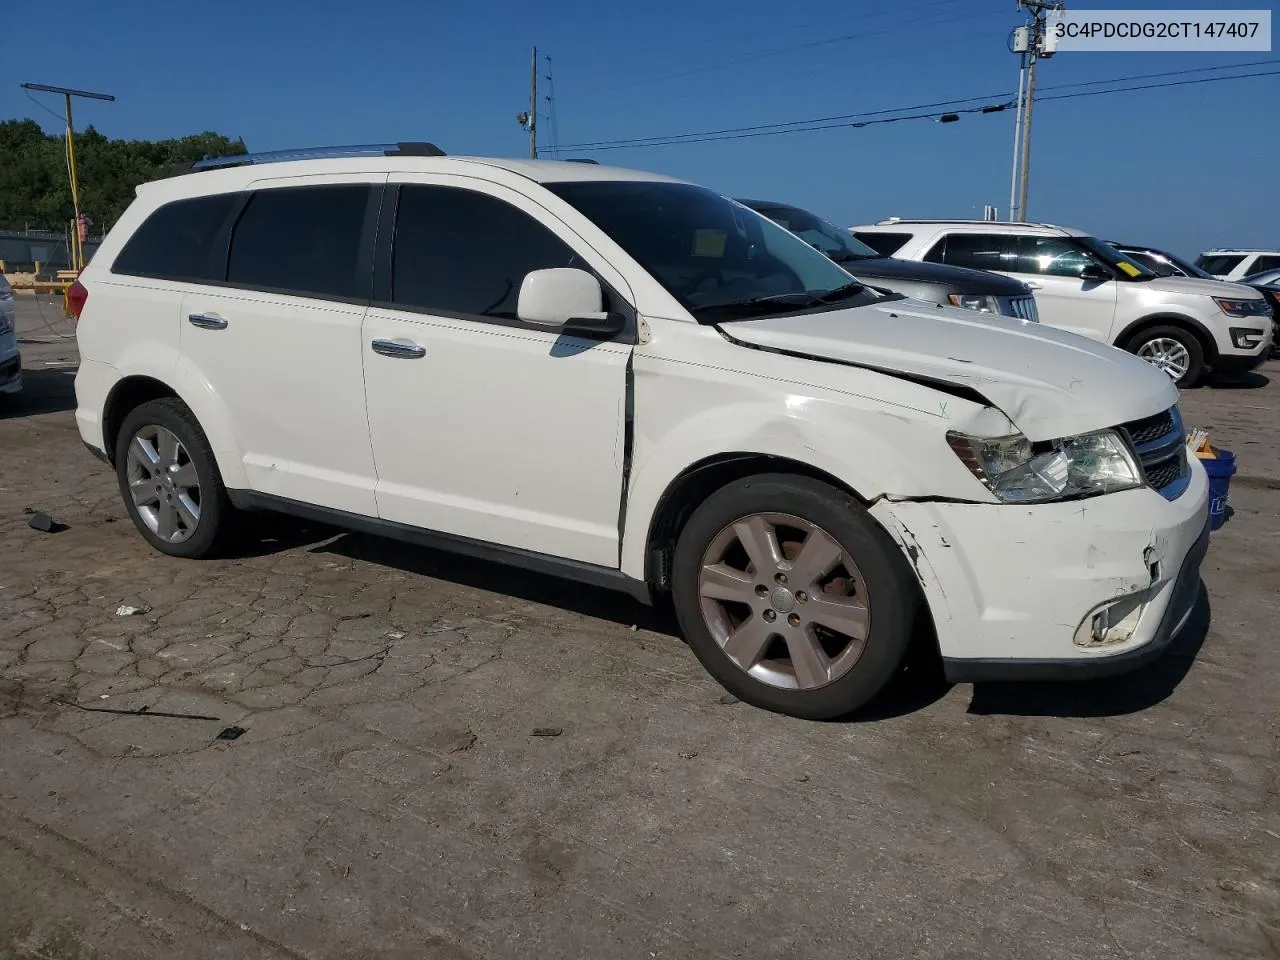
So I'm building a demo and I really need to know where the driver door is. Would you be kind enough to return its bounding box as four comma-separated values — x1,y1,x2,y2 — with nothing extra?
1007,235,1119,342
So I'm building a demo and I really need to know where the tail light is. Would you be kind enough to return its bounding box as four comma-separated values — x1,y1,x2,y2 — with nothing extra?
67,279,89,320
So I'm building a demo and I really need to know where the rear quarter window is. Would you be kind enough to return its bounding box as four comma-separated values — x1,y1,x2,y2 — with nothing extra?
852,231,911,257
1251,255,1280,274
111,193,240,282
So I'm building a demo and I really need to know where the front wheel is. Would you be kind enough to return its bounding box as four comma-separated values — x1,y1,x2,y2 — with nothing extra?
670,474,920,720
1129,325,1205,388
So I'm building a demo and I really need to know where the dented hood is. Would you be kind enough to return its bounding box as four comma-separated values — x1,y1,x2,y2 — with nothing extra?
723,299,1178,442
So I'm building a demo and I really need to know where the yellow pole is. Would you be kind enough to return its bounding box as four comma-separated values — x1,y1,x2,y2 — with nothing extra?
64,93,83,272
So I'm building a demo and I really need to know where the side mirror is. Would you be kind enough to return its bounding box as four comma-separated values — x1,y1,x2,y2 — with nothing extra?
1079,264,1110,283
517,268,625,336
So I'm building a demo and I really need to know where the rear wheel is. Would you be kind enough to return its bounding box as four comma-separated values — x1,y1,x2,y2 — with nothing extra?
671,474,920,720
1129,325,1204,387
114,398,232,559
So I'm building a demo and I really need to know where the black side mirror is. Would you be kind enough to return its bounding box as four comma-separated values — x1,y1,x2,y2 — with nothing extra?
565,311,627,337
1079,264,1110,283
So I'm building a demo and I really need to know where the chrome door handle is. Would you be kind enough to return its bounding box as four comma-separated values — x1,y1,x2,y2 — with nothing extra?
188,313,228,330
371,338,426,359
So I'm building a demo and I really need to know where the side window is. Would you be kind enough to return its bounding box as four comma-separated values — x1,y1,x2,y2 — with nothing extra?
391,185,581,320
927,233,1016,271
227,184,372,300
1252,256,1280,274
852,231,910,257
1015,236,1095,277
112,193,239,281
1196,254,1245,275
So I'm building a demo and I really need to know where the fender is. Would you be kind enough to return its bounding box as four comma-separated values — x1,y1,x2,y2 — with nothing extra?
618,388,995,581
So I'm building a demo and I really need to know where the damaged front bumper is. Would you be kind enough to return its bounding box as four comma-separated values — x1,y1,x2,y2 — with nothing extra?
869,457,1210,682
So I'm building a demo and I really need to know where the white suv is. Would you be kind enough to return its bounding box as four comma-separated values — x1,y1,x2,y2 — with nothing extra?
852,220,1271,386
73,145,1210,719
1196,249,1280,282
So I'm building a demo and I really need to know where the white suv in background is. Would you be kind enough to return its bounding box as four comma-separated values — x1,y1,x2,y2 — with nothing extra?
1196,249,1280,282
72,145,1210,720
852,220,1271,386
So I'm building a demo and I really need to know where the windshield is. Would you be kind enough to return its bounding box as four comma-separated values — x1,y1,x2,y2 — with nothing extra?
547,181,872,322
747,204,880,262
1162,250,1218,281
1077,237,1157,280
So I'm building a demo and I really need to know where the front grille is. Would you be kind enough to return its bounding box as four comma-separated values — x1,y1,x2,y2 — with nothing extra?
1125,410,1175,445
1005,296,1039,322
1119,407,1188,500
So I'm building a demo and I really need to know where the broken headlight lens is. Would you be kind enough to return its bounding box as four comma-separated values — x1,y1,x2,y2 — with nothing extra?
947,429,1143,503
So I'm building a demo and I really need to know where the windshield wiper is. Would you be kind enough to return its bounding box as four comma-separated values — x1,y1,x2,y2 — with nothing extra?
815,280,865,302
699,282,866,317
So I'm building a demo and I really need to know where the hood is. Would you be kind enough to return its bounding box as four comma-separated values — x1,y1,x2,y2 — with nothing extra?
722,300,1177,442
835,256,1031,296
1140,274,1262,299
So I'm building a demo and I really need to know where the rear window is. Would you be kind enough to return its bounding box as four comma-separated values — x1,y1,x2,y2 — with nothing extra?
925,233,1016,271
111,193,239,282
1196,254,1245,275
1252,255,1280,274
227,184,372,300
852,231,912,257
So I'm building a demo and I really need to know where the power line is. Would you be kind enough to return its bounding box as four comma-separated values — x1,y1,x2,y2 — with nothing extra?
558,61,1280,153
599,1,1007,92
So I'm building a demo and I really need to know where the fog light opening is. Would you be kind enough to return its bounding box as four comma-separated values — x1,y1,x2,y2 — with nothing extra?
1075,590,1151,648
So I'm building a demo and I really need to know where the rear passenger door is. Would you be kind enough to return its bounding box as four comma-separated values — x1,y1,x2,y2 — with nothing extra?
361,176,633,567
179,176,385,515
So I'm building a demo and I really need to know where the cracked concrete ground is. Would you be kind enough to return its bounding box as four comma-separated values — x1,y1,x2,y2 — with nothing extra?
2,296,1278,959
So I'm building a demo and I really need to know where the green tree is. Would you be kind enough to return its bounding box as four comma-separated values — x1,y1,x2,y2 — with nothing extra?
0,121,246,233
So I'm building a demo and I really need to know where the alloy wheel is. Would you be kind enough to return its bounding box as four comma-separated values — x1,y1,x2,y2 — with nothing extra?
125,424,202,543
697,513,871,691
1136,337,1191,380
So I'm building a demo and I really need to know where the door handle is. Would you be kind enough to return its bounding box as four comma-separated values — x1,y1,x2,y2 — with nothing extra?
371,338,426,359
188,312,228,330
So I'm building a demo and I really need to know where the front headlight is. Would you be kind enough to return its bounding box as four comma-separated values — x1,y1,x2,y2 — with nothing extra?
947,429,1144,503
1214,296,1271,318
948,294,1001,314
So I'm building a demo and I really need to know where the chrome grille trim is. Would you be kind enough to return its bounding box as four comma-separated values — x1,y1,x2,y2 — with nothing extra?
1001,296,1039,323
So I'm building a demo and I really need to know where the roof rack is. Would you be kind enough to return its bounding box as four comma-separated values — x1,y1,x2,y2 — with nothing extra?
1201,247,1280,254
565,158,599,164
190,142,446,171
871,218,1064,228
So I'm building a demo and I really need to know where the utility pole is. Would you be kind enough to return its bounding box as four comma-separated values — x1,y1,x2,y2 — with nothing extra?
20,83,115,271
529,47,538,159
1007,2,1062,222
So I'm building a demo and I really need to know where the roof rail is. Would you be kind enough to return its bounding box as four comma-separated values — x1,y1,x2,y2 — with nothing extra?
870,218,1066,228
191,142,446,171
1202,247,1280,254
565,158,599,164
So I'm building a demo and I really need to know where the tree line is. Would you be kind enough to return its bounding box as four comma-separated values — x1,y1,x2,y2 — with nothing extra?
0,119,247,234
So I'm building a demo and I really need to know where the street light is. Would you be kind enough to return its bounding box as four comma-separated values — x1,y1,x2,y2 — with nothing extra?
20,83,115,272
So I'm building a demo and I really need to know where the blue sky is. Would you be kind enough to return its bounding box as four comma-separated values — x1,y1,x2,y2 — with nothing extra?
5,0,1277,257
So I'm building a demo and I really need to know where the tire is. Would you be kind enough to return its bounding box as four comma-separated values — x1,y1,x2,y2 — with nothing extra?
1127,325,1205,388
114,397,232,559
670,473,920,720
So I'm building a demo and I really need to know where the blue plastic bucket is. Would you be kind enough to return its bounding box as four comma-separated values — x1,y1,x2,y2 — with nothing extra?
1202,448,1236,531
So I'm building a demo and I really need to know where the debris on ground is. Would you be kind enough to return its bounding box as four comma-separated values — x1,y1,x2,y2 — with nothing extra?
115,604,147,617
51,698,219,721
718,693,740,705
796,773,811,783
215,726,247,741
531,727,563,737
26,511,66,533
679,751,698,760
385,631,406,641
